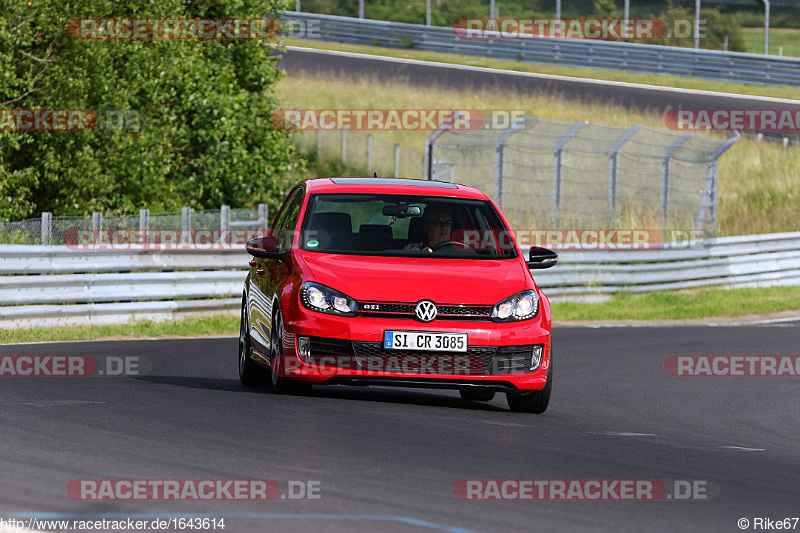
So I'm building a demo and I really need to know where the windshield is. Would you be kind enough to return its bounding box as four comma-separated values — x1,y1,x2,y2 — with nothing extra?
299,193,518,259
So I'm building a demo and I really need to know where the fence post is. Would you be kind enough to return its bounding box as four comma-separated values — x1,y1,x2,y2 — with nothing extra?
220,205,230,230
695,133,739,233
367,134,373,175
494,116,531,210
91,211,103,232
220,205,230,246
258,203,269,232
394,144,400,177
424,113,459,180
608,125,642,214
661,133,692,218
181,207,192,231
341,130,347,165
139,208,150,245
317,129,322,159
552,122,587,227
41,212,52,245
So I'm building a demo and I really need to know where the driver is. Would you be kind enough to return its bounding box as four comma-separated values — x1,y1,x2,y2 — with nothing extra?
405,203,453,253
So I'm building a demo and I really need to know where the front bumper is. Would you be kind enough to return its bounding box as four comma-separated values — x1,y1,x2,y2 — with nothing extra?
280,311,551,392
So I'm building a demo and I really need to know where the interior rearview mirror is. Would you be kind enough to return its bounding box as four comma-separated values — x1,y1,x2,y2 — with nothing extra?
382,205,422,218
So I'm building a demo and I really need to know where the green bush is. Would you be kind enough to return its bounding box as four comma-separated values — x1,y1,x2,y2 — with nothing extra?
0,0,300,221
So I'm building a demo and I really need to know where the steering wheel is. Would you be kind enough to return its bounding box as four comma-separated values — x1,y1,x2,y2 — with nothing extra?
432,241,471,252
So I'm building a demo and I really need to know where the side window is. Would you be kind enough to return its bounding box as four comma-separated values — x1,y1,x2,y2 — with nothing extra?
274,188,304,251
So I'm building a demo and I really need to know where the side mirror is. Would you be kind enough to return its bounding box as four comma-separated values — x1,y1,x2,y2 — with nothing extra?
527,246,558,269
246,235,286,260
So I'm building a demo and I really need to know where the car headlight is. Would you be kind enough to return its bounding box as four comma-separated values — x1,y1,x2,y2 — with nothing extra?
492,290,539,322
300,282,359,316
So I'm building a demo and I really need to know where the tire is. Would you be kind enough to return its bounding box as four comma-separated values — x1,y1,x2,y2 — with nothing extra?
269,308,312,395
239,298,269,387
506,358,552,414
459,389,496,402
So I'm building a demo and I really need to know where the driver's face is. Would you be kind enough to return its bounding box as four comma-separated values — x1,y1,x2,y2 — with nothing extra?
424,213,453,247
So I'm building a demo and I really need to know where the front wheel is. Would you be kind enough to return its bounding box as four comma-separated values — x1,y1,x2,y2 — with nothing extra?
506,360,552,414
239,298,268,387
269,309,311,395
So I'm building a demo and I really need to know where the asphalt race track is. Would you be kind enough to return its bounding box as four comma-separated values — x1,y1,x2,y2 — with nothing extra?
1,325,798,532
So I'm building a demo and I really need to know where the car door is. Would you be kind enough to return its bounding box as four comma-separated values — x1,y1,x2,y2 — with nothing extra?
248,186,305,357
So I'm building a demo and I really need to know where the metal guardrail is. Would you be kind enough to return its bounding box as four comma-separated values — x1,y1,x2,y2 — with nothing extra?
283,12,800,87
532,231,800,296
2,231,800,328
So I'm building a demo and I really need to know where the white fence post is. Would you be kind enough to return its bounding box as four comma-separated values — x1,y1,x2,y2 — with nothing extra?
258,203,269,232
41,212,52,245
181,207,192,231
341,130,347,165
139,208,150,244
367,134,373,175
220,205,230,230
91,211,103,234
394,144,400,177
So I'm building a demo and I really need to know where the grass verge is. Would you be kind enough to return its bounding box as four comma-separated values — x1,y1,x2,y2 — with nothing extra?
741,27,800,57
281,38,800,101
0,314,239,345
551,285,800,321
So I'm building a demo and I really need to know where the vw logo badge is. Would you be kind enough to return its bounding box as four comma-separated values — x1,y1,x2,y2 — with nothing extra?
415,300,437,322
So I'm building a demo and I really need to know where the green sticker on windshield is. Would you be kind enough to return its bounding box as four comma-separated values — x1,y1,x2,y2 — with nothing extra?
307,240,319,247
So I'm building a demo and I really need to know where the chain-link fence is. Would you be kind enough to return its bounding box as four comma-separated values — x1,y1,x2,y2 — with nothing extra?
425,116,739,233
294,130,424,178
0,206,269,245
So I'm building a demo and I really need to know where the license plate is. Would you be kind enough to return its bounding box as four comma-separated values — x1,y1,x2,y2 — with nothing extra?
383,331,468,352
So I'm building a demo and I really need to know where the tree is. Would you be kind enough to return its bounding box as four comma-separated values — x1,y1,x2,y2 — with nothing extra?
0,0,299,220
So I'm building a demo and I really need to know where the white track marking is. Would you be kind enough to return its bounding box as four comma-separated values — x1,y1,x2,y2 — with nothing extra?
591,431,657,437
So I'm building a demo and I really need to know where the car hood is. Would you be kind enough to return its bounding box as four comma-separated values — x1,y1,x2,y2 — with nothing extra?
299,252,530,305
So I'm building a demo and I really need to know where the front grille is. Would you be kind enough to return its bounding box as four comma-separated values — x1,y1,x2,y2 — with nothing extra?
305,336,538,375
357,301,493,321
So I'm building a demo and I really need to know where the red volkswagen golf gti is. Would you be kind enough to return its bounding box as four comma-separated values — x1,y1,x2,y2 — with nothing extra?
239,177,558,413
